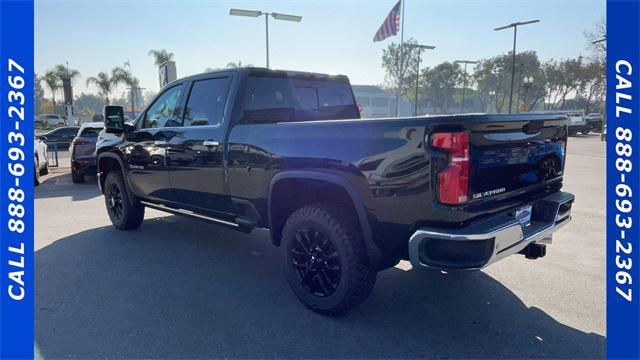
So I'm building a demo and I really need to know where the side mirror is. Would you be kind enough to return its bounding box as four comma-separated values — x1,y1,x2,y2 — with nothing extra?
104,105,127,134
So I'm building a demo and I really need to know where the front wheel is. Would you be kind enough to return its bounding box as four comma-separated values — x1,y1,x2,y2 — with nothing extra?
103,171,145,230
282,203,376,316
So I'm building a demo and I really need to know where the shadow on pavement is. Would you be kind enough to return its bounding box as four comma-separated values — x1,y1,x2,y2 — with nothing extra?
35,172,100,202
35,216,605,359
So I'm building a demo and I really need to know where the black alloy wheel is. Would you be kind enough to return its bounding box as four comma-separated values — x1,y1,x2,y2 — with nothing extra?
290,227,342,297
107,183,124,222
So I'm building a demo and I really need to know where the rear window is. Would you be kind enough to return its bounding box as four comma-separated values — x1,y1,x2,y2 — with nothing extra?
241,73,359,124
79,127,101,138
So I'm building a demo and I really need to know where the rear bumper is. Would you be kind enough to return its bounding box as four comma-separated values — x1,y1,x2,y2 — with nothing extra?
408,191,574,270
72,157,97,174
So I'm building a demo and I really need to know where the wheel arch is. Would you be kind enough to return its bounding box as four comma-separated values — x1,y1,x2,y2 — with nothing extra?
97,152,126,193
267,171,381,267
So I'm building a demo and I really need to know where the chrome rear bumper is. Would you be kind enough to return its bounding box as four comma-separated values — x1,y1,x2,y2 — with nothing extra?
408,191,574,270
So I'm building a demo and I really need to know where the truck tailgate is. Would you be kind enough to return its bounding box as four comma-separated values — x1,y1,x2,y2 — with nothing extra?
467,114,568,203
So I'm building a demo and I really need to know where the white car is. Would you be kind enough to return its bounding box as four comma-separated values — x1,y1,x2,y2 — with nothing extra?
34,136,49,185
36,114,67,127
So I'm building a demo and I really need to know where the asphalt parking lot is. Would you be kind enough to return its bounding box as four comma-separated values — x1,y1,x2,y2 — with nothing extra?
34,134,606,359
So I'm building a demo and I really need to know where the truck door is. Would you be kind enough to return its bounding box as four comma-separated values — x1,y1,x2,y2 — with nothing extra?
124,83,185,202
165,75,235,218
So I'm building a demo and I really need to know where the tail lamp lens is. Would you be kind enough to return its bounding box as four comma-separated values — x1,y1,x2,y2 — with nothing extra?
431,131,470,205
73,139,89,146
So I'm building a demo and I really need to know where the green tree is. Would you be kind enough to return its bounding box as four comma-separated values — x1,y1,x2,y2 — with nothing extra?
53,64,80,83
381,38,420,114
43,70,61,111
226,61,253,68
74,93,105,121
419,62,463,114
544,56,588,110
86,71,116,105
474,51,545,113
34,74,46,115
148,49,174,66
112,65,141,112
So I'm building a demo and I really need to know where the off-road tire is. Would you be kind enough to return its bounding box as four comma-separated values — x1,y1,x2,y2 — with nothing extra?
282,202,376,316
104,171,145,230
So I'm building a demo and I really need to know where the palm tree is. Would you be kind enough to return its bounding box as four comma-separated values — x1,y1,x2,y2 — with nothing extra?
53,64,80,82
43,70,60,109
53,64,81,105
148,49,174,66
86,71,115,105
112,66,140,113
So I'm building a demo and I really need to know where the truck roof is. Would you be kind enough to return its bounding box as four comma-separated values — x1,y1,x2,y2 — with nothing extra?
164,67,351,88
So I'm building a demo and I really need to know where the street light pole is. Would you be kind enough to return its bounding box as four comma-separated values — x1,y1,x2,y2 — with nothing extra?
406,44,435,116
265,14,269,68
454,60,478,113
230,9,302,69
494,19,540,114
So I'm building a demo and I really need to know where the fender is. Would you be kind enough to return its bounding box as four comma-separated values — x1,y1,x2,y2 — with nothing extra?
267,170,381,267
96,151,138,206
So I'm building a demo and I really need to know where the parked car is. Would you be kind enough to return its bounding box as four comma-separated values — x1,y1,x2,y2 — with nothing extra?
585,112,603,132
566,110,590,135
97,68,574,315
36,114,67,126
34,136,49,185
70,122,104,183
41,126,80,149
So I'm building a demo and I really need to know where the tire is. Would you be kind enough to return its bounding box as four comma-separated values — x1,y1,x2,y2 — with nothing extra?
34,158,41,186
103,171,145,230
41,160,49,175
71,168,85,183
282,202,376,316
581,129,590,135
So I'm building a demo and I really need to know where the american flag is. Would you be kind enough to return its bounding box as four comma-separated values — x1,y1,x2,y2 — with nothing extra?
373,0,401,42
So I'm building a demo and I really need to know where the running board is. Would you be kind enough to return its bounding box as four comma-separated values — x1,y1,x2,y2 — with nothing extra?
140,201,246,230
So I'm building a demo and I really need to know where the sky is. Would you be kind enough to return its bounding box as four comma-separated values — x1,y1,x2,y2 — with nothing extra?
35,0,605,98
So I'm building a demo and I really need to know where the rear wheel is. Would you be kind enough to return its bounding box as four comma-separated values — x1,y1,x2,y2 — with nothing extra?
71,168,85,183
282,203,376,316
581,129,590,135
104,171,145,230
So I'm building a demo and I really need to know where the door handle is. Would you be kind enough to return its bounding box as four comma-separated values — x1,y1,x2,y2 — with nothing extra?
154,140,167,145
203,140,220,146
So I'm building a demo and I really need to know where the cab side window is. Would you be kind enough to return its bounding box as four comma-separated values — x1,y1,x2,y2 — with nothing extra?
143,84,184,128
183,77,231,127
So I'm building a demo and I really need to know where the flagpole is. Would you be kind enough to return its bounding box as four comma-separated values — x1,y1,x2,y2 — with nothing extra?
396,0,405,116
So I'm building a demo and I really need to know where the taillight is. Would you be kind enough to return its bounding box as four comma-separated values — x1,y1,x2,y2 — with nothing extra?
72,139,90,146
431,131,470,205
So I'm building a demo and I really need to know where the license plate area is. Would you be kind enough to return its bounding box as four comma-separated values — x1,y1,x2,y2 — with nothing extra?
515,205,533,227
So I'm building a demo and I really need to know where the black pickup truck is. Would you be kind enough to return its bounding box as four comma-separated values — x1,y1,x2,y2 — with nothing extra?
97,68,574,315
